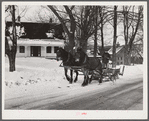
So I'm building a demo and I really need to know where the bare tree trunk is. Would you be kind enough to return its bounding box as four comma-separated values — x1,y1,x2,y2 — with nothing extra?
94,33,97,57
68,34,75,52
81,38,88,53
112,6,117,67
124,49,131,65
99,7,104,56
80,26,88,53
7,50,16,71
5,5,17,72
94,6,98,57
5,36,17,72
100,23,104,55
11,5,17,71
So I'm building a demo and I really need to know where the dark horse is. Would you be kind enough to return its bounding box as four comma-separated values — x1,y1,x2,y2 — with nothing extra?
74,47,103,86
56,47,79,84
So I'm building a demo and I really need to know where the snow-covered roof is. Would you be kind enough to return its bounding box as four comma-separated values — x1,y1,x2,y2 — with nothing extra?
108,46,124,55
17,38,64,46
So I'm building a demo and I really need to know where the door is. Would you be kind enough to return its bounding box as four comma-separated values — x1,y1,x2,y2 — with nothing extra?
31,46,41,57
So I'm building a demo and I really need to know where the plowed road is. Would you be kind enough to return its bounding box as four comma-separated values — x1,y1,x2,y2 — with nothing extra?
5,76,143,110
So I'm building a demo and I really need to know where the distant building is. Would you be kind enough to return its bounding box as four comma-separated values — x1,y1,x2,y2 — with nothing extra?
108,44,143,65
108,46,125,65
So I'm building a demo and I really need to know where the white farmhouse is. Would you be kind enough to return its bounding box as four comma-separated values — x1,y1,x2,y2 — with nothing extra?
6,21,65,58
17,38,64,58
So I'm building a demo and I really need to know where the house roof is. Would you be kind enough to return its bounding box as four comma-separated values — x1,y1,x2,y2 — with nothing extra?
17,38,64,46
6,20,61,26
108,46,124,55
6,21,65,39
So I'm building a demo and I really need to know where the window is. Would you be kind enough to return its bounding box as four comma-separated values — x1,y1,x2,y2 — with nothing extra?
54,46,59,53
117,62,119,65
47,46,51,53
117,57,119,60
121,62,123,64
121,57,123,60
19,46,25,53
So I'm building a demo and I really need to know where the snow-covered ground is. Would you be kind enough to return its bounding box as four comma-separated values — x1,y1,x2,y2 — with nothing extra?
4,57,143,101
3,57,146,119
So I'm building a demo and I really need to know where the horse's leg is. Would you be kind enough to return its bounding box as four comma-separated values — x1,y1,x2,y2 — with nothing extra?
64,68,70,81
86,70,89,85
74,71,78,83
86,72,89,85
81,68,86,86
69,69,73,84
89,71,93,84
82,75,86,86
99,69,103,84
82,69,89,86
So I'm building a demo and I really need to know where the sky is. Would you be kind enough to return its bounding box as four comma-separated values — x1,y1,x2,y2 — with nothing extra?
5,5,54,22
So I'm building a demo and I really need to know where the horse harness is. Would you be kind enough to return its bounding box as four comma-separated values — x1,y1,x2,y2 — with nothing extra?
83,55,101,71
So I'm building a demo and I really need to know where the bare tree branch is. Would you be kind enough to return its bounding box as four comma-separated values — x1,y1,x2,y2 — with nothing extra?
47,5,70,35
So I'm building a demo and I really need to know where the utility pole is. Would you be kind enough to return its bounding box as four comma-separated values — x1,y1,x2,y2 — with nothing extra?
112,6,117,67
94,6,98,57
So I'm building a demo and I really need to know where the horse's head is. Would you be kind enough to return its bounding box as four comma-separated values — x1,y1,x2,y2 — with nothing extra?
74,47,87,65
56,47,64,61
56,47,72,64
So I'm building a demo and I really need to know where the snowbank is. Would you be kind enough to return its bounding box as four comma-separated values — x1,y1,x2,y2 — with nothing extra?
4,57,143,100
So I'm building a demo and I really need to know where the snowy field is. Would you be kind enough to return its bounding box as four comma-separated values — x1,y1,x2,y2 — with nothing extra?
4,57,143,101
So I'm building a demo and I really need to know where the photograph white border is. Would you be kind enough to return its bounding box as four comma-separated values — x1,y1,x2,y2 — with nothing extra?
2,1,148,119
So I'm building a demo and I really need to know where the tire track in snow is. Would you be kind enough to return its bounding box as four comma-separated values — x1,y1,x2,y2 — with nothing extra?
5,78,142,110
36,79,143,110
